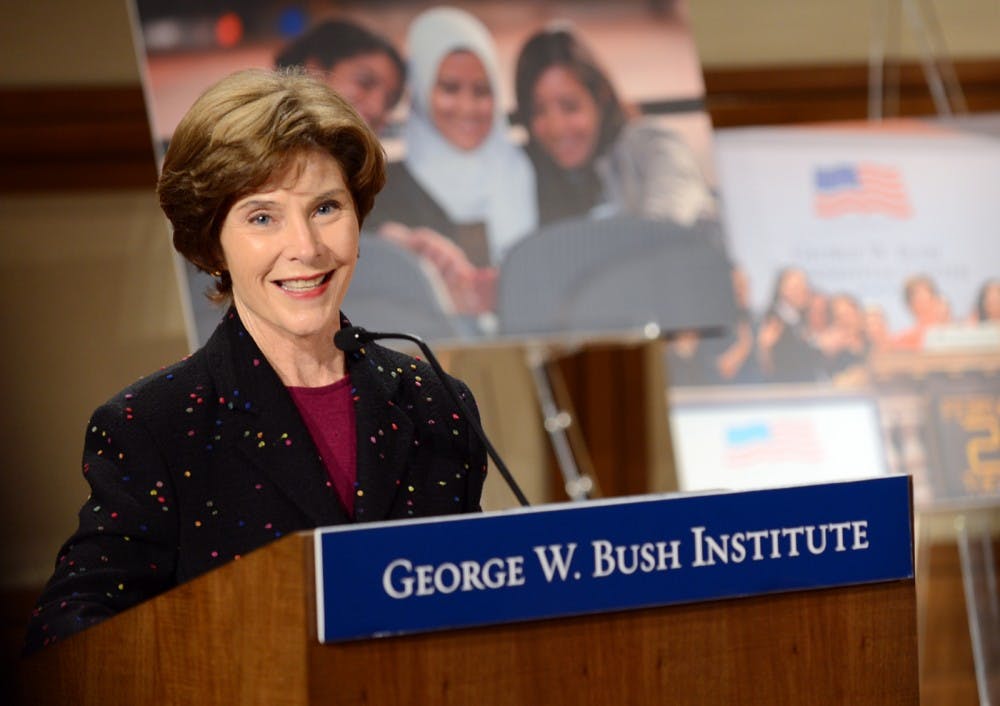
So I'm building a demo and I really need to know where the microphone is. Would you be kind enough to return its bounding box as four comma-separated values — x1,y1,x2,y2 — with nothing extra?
335,326,530,507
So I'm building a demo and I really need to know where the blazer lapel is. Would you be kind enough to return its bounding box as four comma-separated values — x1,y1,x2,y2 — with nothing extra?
347,345,414,522
208,310,350,528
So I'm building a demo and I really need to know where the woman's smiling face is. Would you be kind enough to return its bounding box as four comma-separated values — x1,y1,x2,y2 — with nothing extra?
219,149,359,347
529,65,601,170
430,50,494,151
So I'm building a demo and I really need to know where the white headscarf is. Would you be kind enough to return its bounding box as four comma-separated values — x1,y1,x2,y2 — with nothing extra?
404,6,537,263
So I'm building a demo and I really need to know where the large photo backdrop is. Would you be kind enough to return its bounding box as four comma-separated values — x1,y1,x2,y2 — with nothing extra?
669,118,1000,507
717,123,1000,335
130,1,999,507
130,0,735,346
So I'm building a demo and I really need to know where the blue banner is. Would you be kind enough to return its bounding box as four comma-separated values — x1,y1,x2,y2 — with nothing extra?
315,476,913,642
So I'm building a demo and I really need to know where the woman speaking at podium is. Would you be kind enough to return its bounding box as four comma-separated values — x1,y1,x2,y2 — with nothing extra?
24,69,487,653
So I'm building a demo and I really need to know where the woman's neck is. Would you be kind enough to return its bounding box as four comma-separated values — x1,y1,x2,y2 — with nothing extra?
239,313,347,388
271,348,347,388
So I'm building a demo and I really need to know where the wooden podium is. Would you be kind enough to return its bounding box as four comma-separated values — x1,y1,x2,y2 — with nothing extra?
18,528,918,706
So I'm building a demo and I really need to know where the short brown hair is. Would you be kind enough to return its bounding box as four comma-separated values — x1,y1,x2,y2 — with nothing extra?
157,68,386,298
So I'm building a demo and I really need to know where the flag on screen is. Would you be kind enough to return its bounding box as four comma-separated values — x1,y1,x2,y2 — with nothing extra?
723,419,823,468
813,163,912,219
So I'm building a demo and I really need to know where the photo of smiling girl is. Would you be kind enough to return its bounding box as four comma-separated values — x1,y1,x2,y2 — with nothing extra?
514,25,717,229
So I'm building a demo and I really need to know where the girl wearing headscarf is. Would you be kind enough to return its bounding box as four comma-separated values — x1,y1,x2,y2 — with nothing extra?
369,7,537,314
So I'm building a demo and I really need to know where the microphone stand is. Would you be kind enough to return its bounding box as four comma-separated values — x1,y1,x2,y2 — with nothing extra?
337,328,530,507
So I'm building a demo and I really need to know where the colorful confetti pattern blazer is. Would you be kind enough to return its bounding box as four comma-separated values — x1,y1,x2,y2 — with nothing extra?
24,308,487,653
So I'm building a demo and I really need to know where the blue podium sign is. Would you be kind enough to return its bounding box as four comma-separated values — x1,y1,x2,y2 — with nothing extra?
314,476,913,643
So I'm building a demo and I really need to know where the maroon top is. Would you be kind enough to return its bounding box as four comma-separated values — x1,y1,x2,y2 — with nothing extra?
288,375,358,517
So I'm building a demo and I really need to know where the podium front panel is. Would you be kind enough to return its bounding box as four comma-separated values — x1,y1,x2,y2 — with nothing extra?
315,475,913,642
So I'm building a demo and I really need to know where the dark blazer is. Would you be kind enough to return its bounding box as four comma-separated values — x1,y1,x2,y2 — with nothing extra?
366,162,491,267
367,161,456,238
24,308,487,653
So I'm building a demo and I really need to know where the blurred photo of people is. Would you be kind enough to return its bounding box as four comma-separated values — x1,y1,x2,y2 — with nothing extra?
274,18,406,135
514,24,717,228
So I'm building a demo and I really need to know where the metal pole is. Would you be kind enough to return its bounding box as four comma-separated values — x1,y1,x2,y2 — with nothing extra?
869,0,889,120
901,0,954,116
525,345,594,501
955,513,1000,705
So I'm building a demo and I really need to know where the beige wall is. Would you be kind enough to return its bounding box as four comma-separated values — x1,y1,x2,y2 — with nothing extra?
0,191,188,586
689,0,1000,67
4,0,998,87
2,1,142,86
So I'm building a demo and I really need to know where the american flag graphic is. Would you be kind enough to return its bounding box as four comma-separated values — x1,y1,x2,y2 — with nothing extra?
723,419,823,468
813,163,912,219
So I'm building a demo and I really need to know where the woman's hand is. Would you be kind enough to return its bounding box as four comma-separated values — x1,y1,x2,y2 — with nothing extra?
378,223,497,314
716,320,752,380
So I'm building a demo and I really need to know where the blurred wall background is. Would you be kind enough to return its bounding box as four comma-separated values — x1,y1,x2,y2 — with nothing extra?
1,2,998,699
